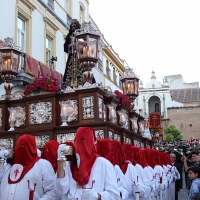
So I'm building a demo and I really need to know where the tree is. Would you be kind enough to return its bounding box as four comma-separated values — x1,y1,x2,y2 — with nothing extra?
164,125,183,141
165,133,174,142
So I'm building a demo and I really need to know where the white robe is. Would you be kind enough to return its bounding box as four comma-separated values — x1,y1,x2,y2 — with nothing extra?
153,165,168,199
114,165,129,200
54,157,121,200
167,165,180,200
0,159,60,200
123,162,149,200
133,164,152,200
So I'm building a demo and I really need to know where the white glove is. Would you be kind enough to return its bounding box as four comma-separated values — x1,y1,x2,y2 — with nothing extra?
160,183,165,190
133,183,143,193
81,189,98,200
57,144,67,161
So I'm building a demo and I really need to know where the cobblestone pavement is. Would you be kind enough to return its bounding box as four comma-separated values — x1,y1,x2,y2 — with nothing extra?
178,171,188,200
178,187,188,200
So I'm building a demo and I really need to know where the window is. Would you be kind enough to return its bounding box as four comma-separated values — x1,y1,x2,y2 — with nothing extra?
79,6,84,24
48,0,54,9
106,67,111,79
114,74,117,84
65,0,69,12
46,37,52,67
113,68,117,83
43,17,58,69
119,74,122,87
152,84,155,88
106,60,109,68
17,17,26,52
17,17,26,71
106,60,111,78
98,59,103,71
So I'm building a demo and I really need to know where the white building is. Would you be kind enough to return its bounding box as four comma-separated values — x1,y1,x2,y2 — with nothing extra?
136,70,183,119
0,0,125,97
89,15,125,92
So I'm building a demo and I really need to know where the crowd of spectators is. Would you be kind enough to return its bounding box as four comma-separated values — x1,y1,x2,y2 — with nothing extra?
157,139,200,199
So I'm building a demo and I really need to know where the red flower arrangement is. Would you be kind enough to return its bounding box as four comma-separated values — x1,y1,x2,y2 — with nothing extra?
24,74,65,96
114,90,132,108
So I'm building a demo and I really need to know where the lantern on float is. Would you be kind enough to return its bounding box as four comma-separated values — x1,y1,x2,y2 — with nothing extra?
75,21,100,83
120,68,140,102
0,37,21,99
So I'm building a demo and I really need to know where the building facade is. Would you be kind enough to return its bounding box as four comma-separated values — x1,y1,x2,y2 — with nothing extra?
136,70,183,119
89,15,125,92
166,106,200,140
137,70,200,139
0,0,125,96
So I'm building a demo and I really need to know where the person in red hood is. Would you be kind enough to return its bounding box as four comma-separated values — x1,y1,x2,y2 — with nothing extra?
138,148,156,199
118,144,148,200
0,134,59,200
96,139,112,161
55,127,121,200
96,139,128,200
150,149,168,198
41,140,59,173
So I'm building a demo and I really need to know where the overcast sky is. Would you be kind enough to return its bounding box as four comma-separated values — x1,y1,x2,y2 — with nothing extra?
89,0,200,86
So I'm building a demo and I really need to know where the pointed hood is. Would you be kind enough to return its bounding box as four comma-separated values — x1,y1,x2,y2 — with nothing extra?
8,134,40,184
71,127,98,186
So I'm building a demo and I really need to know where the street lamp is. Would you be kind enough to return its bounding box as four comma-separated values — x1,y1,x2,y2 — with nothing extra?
75,21,100,84
120,68,140,102
0,37,21,99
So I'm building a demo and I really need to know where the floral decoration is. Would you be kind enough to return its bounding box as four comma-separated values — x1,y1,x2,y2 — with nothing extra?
114,90,132,108
24,74,65,96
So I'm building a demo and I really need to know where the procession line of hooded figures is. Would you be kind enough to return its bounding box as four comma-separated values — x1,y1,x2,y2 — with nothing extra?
0,127,180,200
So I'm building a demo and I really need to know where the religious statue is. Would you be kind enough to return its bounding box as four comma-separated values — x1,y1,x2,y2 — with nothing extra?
63,19,96,87
63,19,84,87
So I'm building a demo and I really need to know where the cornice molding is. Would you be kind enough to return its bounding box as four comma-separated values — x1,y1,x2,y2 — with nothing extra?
17,6,31,20
43,16,59,31
19,0,37,10
103,49,125,73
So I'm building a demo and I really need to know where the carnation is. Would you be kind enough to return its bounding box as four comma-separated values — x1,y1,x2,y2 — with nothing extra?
114,90,132,108
23,74,63,96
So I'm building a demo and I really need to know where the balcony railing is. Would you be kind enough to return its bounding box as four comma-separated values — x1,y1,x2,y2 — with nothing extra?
48,0,54,9
67,13,72,27
119,79,122,88
106,67,111,79
113,74,117,84
98,59,103,71
37,0,71,30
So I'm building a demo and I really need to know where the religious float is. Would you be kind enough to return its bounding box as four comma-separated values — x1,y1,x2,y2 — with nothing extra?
0,22,152,153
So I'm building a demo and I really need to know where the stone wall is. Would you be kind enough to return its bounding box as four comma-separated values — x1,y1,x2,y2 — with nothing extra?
162,106,200,140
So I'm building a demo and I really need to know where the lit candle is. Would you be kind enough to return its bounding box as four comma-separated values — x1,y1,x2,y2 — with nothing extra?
62,106,67,115
87,46,90,57
83,47,87,56
89,46,95,57
7,59,10,69
128,84,130,92
3,60,7,70
110,108,114,116
121,114,125,122
11,112,15,120
128,84,134,93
